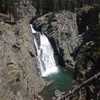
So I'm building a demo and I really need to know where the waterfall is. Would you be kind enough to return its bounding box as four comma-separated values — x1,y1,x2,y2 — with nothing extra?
30,24,58,77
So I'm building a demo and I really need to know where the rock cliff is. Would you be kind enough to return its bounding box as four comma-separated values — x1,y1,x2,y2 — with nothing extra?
0,0,100,100
32,11,82,68
0,17,45,100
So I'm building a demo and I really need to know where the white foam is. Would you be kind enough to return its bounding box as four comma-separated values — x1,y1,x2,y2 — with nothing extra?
31,25,59,77
30,24,37,34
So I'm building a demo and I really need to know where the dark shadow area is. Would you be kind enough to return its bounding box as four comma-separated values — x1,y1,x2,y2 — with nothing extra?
48,37,65,66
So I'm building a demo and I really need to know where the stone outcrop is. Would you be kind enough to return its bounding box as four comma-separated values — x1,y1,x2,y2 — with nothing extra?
0,17,45,100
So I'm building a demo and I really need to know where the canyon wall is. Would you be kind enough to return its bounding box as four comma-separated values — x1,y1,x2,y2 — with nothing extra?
32,11,82,68
0,17,46,100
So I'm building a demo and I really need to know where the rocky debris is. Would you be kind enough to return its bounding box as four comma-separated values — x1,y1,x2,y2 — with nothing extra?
66,8,100,100
0,17,45,100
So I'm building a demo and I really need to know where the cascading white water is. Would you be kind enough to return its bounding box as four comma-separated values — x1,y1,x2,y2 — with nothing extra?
30,24,58,77
39,34,58,77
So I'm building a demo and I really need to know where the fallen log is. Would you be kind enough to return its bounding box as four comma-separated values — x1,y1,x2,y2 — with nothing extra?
0,13,15,24
59,72,100,100
0,13,9,20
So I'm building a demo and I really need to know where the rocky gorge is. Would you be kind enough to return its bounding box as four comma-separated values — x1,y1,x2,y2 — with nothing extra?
0,0,100,100
32,11,81,68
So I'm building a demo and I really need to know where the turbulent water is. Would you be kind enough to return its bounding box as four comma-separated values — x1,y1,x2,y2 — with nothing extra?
30,24,73,100
30,24,58,77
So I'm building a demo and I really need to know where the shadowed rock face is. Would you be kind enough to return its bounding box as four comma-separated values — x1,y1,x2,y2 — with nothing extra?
32,0,100,15
32,11,82,68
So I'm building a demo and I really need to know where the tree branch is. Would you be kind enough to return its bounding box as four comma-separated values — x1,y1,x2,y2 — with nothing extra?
59,72,100,100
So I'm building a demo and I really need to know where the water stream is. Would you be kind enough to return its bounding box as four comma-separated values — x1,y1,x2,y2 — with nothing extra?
30,24,73,99
31,24,58,77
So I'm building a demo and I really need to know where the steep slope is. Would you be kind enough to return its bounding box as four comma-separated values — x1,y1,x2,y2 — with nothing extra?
0,17,45,100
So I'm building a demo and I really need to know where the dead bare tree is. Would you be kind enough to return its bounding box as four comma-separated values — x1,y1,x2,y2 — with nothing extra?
58,72,100,100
